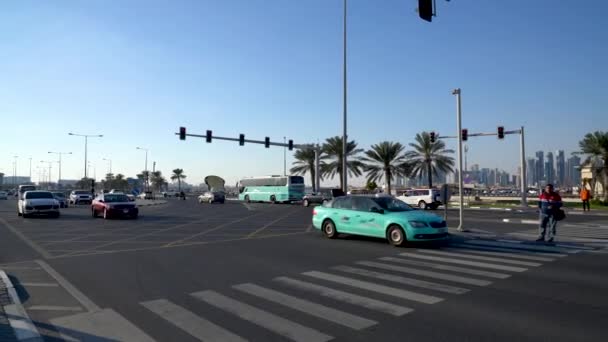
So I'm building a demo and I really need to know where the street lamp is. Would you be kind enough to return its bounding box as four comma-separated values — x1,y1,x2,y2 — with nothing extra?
48,151,72,186
342,0,348,193
136,147,149,190
13,155,18,186
68,132,103,179
452,88,466,232
40,160,54,189
102,158,112,174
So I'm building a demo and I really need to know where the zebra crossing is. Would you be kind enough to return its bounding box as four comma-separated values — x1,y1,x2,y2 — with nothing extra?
513,223,608,241
137,239,586,342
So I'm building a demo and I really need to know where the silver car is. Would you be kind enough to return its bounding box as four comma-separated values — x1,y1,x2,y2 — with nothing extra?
52,192,69,208
18,191,60,218
198,175,226,204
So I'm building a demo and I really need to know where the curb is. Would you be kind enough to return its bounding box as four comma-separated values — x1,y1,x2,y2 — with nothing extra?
0,270,42,341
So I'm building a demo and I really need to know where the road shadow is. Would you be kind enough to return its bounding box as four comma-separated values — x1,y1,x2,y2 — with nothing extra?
5,313,121,342
337,234,450,248
7,274,30,304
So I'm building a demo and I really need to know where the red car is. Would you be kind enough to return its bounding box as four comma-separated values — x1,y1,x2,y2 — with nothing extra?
92,193,139,219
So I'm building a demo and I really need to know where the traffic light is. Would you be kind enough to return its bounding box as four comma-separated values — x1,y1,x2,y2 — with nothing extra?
179,127,186,140
265,137,270,148
91,179,95,188
418,0,433,22
430,131,436,143
497,126,505,139
461,129,468,141
206,130,212,143
239,134,245,146
288,139,293,151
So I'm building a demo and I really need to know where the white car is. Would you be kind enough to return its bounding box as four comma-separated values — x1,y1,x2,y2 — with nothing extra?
69,190,93,204
18,191,60,218
397,188,442,210
0,191,8,200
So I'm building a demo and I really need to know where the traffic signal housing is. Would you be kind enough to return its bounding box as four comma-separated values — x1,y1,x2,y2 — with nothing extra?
288,140,293,151
239,134,245,146
265,137,270,148
497,126,505,139
461,129,468,141
418,0,433,22
206,130,212,143
179,127,186,140
430,131,436,143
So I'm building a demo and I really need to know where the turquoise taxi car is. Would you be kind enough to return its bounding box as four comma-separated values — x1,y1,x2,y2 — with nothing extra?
312,195,449,246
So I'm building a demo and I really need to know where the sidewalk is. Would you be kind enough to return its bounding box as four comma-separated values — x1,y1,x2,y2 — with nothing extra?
0,270,39,342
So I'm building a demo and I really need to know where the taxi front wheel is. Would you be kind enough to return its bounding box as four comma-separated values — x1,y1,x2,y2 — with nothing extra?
387,225,406,247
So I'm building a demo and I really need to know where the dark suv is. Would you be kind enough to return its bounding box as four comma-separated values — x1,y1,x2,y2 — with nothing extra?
302,189,345,207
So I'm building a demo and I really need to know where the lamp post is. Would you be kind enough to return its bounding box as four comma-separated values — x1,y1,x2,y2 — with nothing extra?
40,160,53,189
48,151,72,187
28,157,32,183
68,132,103,179
136,147,149,191
342,0,348,193
102,158,112,174
283,136,287,176
452,88,466,232
13,155,18,185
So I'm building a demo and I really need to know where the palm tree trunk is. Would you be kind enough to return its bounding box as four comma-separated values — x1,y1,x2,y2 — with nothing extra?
310,166,316,193
178,178,181,192
427,161,433,189
386,170,391,195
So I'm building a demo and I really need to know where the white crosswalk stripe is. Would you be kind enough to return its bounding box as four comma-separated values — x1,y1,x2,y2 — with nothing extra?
416,249,543,267
377,257,509,279
141,299,248,342
357,260,494,286
332,265,470,294
302,271,443,304
445,245,557,261
191,290,333,342
398,252,528,272
463,240,580,254
233,283,377,330
273,276,413,316
449,243,568,258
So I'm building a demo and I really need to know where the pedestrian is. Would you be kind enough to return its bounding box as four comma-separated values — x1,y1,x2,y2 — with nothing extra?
580,185,591,212
537,184,562,243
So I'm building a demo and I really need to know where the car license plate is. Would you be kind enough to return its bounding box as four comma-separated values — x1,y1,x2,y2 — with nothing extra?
123,209,129,213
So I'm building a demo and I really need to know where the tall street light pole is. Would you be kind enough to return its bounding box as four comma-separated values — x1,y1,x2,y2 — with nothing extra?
452,88,466,232
40,160,53,189
283,136,287,176
68,132,103,179
136,147,149,191
13,155,18,185
342,0,348,194
103,158,112,174
48,151,72,187
28,157,32,182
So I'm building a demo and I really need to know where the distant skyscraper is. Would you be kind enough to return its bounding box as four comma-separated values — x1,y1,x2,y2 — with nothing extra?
536,151,544,185
556,150,565,186
527,158,536,186
545,152,555,184
566,155,581,186
481,168,490,186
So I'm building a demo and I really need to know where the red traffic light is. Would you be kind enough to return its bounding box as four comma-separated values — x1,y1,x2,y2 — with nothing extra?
497,126,505,139
179,127,186,140
461,129,468,141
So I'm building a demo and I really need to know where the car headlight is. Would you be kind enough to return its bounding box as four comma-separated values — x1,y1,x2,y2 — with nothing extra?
409,221,428,228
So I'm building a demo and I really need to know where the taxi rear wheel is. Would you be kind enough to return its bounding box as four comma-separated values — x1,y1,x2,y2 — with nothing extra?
322,219,338,239
303,199,310,207
387,225,406,247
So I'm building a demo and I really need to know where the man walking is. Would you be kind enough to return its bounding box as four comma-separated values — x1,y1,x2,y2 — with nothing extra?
537,184,562,243
580,185,591,212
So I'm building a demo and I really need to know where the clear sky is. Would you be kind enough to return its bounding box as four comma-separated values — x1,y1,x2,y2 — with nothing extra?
1,0,607,187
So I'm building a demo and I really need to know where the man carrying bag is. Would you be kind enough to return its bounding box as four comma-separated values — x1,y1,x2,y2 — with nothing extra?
537,184,564,243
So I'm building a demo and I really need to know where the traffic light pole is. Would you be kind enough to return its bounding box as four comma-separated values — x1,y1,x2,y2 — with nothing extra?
452,88,465,232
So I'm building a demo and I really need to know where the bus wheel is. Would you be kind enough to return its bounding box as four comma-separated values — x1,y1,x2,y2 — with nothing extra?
270,195,276,204
244,195,250,203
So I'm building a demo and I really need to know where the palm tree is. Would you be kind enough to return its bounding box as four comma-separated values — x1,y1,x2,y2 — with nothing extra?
150,171,166,192
171,168,187,191
362,141,411,195
579,131,608,201
322,136,365,191
404,132,455,189
290,147,324,192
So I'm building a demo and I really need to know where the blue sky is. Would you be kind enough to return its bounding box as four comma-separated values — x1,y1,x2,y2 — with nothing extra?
1,0,607,187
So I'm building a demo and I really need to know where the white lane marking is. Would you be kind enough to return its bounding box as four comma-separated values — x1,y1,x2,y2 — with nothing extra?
20,282,59,287
378,257,509,279
441,247,555,262
192,290,333,342
141,299,247,342
0,266,41,270
35,259,100,312
521,219,539,224
273,276,412,316
333,265,469,294
358,260,493,286
0,217,52,258
464,240,580,254
398,252,528,272
27,305,82,312
449,243,568,258
233,283,376,330
302,271,443,304
0,270,42,341
417,249,543,267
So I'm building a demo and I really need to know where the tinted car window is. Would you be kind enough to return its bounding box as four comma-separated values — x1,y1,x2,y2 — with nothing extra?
332,197,352,210
104,194,129,202
52,192,65,198
75,191,90,195
372,197,413,212
352,197,380,212
25,192,54,199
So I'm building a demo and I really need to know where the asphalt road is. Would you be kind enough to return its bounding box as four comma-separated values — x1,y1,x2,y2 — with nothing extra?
1,197,607,342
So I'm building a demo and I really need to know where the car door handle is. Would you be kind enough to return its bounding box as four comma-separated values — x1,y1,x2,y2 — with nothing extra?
341,216,350,220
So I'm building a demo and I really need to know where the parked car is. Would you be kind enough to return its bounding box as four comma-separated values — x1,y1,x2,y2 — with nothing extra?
162,191,180,198
198,175,226,204
313,195,448,246
0,191,8,200
92,193,138,219
303,189,345,207
52,192,69,208
69,190,93,204
17,190,60,218
396,189,442,210
126,194,135,202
